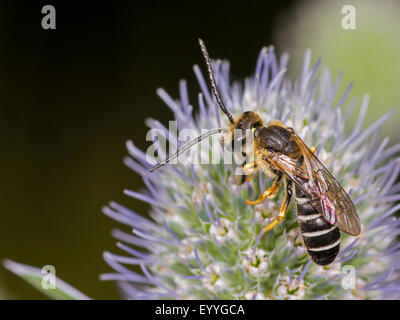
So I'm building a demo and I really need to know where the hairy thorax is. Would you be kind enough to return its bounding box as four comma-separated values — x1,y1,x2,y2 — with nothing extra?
253,121,302,178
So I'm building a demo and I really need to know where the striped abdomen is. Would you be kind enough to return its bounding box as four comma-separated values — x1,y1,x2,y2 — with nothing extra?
295,186,340,266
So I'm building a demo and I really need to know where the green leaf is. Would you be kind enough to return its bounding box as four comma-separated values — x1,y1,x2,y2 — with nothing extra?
3,259,91,300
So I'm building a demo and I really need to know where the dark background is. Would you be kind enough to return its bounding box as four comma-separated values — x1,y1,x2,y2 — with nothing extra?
0,1,298,299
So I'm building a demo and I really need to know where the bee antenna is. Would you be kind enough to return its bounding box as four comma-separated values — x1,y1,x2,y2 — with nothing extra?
198,38,235,125
150,128,229,172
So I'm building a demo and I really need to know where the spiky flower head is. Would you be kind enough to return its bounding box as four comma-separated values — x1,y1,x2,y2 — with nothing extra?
101,44,400,299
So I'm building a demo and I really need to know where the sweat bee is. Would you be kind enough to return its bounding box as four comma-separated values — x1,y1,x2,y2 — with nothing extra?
150,39,361,266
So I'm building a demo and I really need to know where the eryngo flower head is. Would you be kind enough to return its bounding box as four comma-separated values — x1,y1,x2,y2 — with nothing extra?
101,42,400,299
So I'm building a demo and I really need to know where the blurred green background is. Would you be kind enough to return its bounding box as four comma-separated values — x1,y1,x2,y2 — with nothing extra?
276,0,400,138
0,0,398,299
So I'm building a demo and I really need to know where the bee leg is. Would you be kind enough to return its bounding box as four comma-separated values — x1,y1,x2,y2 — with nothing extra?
310,146,316,154
245,174,282,205
243,162,258,183
258,181,293,240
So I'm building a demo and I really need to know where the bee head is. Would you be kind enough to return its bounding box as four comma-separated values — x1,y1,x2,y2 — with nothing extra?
232,111,264,132
224,111,264,154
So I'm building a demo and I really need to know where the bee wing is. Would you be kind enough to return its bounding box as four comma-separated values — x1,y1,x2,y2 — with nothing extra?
268,152,323,213
269,149,360,236
292,134,361,236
